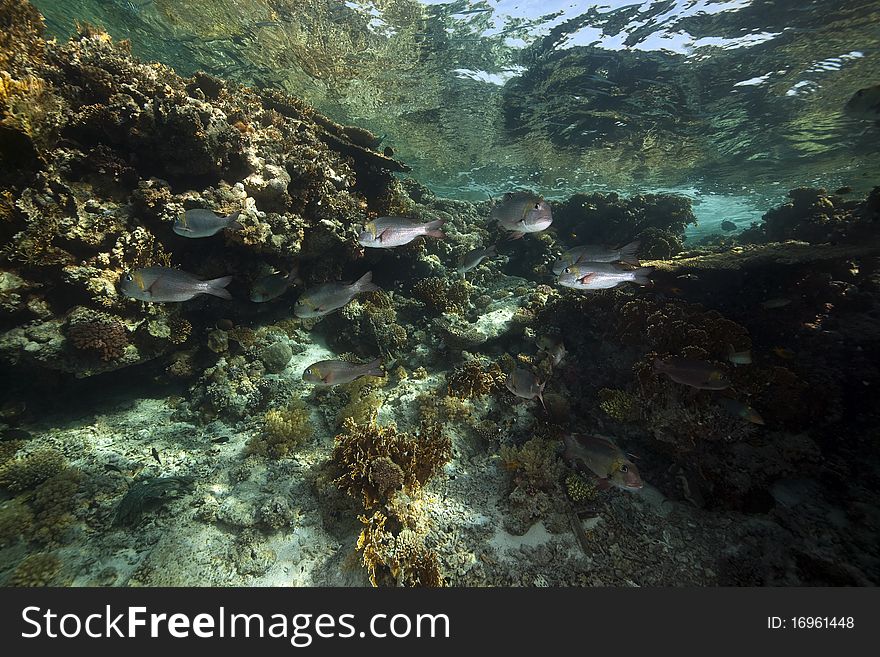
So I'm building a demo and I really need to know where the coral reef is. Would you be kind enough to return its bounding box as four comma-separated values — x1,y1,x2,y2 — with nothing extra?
66,312,128,362
551,192,697,260
739,187,880,244
331,418,451,509
6,552,61,587
446,357,506,399
246,399,314,458
412,277,471,314
0,449,65,493
357,510,444,587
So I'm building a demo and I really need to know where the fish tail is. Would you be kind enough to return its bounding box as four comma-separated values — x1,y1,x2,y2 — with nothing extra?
485,244,497,256
364,358,384,378
205,275,233,299
632,266,653,285
424,218,445,238
618,240,641,265
653,358,666,372
225,210,243,232
353,270,380,293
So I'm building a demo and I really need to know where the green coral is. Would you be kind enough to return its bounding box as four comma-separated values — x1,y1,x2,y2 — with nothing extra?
598,388,640,423
247,398,313,458
564,472,597,503
336,376,385,426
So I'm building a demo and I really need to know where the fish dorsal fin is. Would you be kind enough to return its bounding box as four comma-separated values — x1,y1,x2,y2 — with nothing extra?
590,434,619,449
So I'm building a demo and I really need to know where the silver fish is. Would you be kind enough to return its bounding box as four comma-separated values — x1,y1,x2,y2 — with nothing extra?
457,245,497,275
294,271,379,318
358,217,444,248
302,358,383,385
250,270,297,303
537,337,566,367
120,267,232,302
562,434,644,491
557,263,652,290
552,240,640,274
173,209,241,238
505,367,545,408
654,358,729,390
491,192,552,239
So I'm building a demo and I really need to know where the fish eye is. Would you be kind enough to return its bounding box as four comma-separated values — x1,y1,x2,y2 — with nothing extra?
124,273,133,282
533,203,540,210
857,90,864,96
620,464,628,473
563,267,571,274
305,368,312,375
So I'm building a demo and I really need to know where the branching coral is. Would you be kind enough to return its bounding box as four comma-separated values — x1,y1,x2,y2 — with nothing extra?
7,552,61,587
356,510,444,587
30,468,81,545
0,497,33,547
247,398,313,458
499,437,565,493
412,276,471,314
336,376,385,426
332,418,451,508
598,388,640,423
0,449,65,493
446,358,506,399
564,472,597,504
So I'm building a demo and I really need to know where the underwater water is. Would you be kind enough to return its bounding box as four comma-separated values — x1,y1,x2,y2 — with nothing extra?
0,0,878,587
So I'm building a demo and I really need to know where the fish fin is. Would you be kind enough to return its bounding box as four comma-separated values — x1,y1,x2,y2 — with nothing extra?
632,267,653,285
578,272,597,284
485,244,497,256
506,231,525,240
596,478,611,491
205,275,233,300
225,211,243,232
617,240,641,265
365,357,384,378
353,271,380,293
425,228,445,239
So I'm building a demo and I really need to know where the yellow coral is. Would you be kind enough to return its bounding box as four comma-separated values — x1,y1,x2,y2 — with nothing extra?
446,359,505,398
565,472,597,503
332,418,451,508
0,497,33,547
246,399,313,458
598,388,640,423
0,449,66,493
7,552,61,587
356,511,444,588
